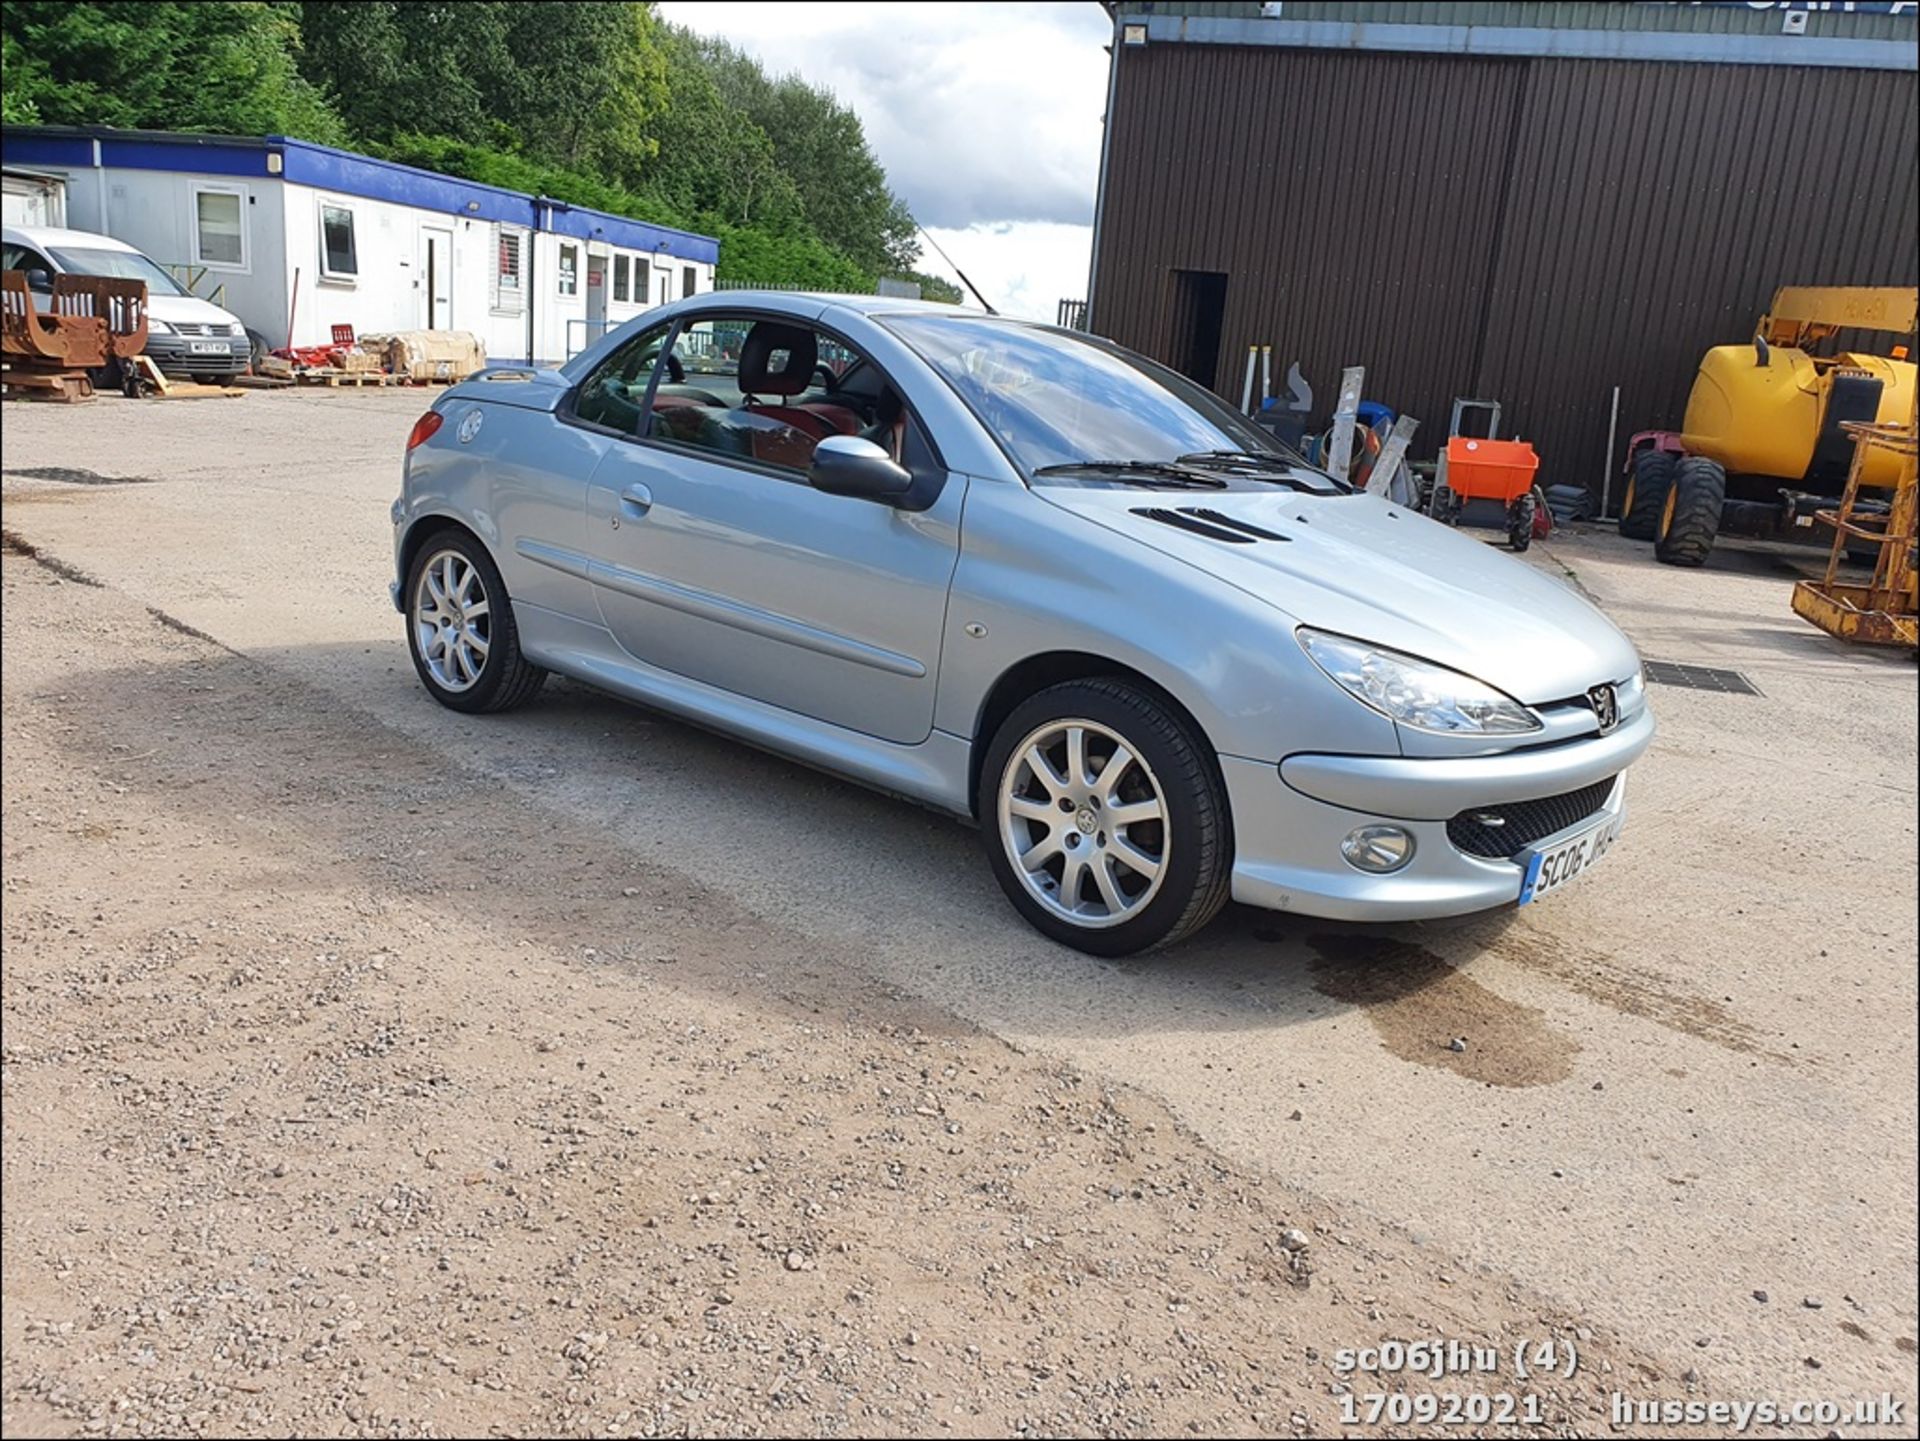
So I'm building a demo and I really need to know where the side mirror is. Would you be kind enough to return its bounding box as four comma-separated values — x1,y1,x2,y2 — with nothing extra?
809,434,912,503
24,268,52,292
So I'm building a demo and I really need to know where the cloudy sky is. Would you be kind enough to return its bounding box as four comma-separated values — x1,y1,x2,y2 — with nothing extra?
656,1,1113,319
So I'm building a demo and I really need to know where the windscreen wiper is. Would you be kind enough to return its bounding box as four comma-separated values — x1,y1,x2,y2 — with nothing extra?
1175,451,1348,492
1031,460,1227,489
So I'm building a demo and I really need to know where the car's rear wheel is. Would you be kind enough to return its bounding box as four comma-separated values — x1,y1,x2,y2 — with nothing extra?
405,530,546,713
981,679,1230,956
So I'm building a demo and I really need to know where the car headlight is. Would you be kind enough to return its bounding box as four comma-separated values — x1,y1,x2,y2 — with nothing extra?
147,319,176,336
1298,628,1540,735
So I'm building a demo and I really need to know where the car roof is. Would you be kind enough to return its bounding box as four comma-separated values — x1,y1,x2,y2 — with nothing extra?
2,224,140,252
692,289,1008,321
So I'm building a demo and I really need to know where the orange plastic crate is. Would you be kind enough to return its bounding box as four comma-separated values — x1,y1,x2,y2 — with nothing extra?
1444,436,1539,503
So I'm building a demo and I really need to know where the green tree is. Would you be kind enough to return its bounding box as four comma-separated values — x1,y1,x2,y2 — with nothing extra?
0,1,346,141
682,33,917,274
493,2,668,185
713,224,871,293
377,133,688,230
636,25,801,231
892,270,964,305
296,2,668,185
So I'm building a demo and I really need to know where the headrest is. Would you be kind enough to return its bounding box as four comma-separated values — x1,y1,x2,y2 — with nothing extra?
738,321,816,397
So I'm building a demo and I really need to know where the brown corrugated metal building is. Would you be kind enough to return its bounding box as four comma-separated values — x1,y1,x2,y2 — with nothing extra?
1086,2,1919,504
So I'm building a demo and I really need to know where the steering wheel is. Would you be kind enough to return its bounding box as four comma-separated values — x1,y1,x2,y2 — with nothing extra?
665,352,686,385
811,362,838,392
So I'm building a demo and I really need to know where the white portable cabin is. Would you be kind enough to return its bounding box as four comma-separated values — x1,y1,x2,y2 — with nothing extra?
0,127,718,364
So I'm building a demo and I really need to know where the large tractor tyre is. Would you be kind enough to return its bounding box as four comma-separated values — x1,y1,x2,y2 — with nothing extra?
1619,449,1676,540
1653,457,1728,568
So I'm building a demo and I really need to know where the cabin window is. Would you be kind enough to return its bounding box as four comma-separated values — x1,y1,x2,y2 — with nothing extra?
613,254,630,303
193,187,245,268
319,202,358,280
493,227,525,311
557,242,579,297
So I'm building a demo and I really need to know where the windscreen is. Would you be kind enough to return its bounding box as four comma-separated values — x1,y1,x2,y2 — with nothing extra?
882,312,1300,476
48,246,188,297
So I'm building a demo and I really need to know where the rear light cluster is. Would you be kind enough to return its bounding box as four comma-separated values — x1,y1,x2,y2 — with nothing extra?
406,411,444,450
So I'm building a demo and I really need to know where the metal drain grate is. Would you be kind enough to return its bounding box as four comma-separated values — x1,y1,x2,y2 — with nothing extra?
1643,660,1762,696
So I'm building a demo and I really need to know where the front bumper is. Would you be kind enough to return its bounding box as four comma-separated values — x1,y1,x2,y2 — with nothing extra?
145,336,247,376
1225,707,1653,921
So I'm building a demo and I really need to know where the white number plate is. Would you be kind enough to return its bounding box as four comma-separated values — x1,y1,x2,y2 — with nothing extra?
1517,805,1624,906
187,341,230,355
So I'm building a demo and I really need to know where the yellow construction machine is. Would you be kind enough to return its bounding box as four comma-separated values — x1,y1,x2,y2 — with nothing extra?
1619,286,1918,567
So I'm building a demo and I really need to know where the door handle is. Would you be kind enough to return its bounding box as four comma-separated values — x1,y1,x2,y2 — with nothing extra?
620,483,653,516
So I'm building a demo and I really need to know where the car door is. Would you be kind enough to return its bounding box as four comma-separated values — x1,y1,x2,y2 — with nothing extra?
579,312,965,746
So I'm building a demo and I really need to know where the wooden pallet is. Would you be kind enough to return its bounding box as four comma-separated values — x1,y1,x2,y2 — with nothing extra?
2,363,94,403
295,369,395,387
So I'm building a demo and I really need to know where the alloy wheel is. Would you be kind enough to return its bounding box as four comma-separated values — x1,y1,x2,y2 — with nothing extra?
412,548,492,692
996,718,1170,929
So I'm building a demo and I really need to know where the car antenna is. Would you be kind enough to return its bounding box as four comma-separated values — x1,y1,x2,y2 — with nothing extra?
918,226,998,316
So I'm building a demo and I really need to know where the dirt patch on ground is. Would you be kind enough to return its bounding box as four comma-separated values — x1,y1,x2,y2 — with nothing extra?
1308,935,1579,1089
1492,928,1784,1061
0,552,1698,1437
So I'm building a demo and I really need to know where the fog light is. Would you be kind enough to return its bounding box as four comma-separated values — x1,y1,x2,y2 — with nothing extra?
1341,825,1415,874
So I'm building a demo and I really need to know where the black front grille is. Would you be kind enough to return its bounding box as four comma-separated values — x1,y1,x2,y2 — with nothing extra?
1447,776,1618,859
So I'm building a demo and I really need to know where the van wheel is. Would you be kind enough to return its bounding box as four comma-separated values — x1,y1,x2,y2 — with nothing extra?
981,679,1230,957
405,530,547,713
1619,450,1675,540
1654,457,1727,567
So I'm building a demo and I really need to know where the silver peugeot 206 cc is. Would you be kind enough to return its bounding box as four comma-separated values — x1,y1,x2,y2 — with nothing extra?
392,293,1653,955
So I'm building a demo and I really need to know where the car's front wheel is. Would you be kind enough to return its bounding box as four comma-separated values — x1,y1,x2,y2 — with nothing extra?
405,529,546,713
981,679,1231,956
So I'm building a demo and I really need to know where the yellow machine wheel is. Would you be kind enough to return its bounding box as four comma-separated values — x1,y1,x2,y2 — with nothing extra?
1620,449,1676,540
1655,456,1728,568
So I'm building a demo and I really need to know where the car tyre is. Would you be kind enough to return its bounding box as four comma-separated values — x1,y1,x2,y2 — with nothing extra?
1619,449,1675,540
405,528,547,713
1653,456,1727,568
981,678,1231,957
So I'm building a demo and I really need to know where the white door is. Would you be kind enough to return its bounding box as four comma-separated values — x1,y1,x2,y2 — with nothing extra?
586,254,608,341
418,227,453,330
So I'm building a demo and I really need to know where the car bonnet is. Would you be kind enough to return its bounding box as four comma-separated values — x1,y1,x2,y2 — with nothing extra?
1035,485,1639,705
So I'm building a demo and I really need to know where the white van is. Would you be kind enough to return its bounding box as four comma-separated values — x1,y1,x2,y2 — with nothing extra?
2,224,251,380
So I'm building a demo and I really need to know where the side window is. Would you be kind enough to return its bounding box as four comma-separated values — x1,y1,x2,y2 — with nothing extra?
557,243,579,297
682,265,697,298
613,254,629,303
633,258,651,307
193,185,246,267
646,316,915,475
3,246,54,289
492,227,525,313
572,321,673,436
319,201,357,280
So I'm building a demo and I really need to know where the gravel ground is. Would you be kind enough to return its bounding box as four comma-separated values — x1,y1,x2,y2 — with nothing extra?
1,551,1667,1439
3,389,1915,1437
